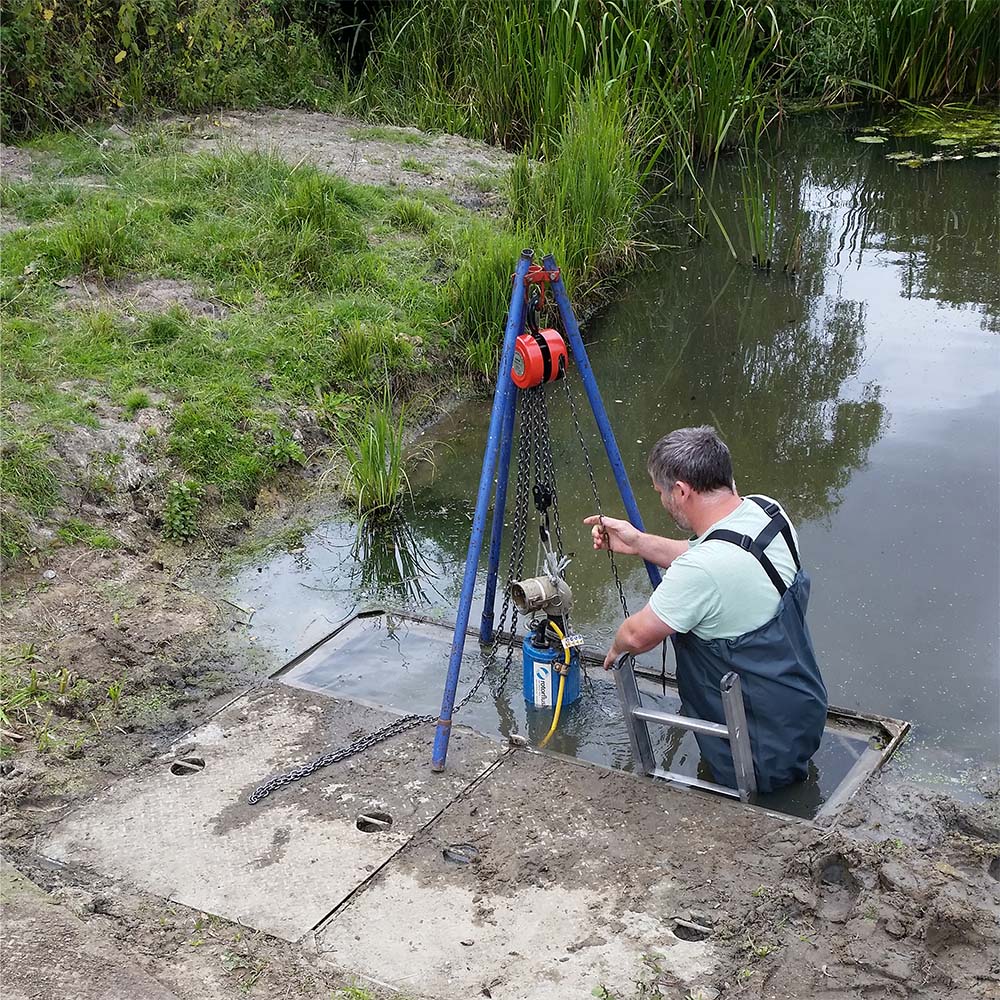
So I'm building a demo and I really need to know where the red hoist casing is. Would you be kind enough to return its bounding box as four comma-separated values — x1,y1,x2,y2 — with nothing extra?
511,329,567,388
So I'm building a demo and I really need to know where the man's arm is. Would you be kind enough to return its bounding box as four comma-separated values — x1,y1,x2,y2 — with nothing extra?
584,515,689,569
603,603,676,668
633,533,690,569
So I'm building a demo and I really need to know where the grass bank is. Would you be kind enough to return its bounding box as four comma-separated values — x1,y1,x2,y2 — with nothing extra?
1,123,548,560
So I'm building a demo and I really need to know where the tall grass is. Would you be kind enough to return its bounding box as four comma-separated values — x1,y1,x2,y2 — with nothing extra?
865,0,999,101
358,0,781,162
738,153,779,271
339,396,409,522
508,82,645,280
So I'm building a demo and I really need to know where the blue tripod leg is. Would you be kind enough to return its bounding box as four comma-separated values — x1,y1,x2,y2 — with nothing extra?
544,253,662,591
480,385,518,646
431,249,534,771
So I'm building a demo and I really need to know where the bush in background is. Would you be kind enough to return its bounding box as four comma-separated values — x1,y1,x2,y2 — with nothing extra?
1,0,335,134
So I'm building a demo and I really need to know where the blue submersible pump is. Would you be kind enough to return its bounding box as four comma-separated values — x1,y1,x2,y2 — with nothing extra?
511,528,581,746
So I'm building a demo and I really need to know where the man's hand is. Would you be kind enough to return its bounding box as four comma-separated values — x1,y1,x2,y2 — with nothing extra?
583,514,642,555
603,605,675,669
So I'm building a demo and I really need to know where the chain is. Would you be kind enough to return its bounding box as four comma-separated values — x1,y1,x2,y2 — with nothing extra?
248,711,434,803
533,386,564,558
560,365,630,621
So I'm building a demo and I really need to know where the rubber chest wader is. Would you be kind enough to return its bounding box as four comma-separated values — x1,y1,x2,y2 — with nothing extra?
671,496,828,794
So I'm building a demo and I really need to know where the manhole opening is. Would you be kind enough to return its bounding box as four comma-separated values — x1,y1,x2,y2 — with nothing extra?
170,756,205,776
356,811,393,833
673,919,712,942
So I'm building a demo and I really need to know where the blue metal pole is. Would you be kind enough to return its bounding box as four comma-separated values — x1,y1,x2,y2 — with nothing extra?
543,253,662,591
432,249,534,771
479,384,519,645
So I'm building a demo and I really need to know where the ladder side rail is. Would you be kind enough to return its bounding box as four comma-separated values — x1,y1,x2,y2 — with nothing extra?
720,671,758,802
613,655,657,776
616,656,758,803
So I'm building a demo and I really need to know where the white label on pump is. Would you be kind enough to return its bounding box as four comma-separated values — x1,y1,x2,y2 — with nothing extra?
533,661,552,707
512,351,526,378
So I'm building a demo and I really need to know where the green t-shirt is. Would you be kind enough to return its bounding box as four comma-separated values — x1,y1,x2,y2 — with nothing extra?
648,495,800,640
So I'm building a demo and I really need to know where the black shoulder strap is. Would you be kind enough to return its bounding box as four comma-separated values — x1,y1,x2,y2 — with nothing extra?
704,527,788,596
704,498,801,597
747,495,801,569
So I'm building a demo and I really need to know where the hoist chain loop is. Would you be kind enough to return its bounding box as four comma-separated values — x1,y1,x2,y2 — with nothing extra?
250,382,538,805
559,362,630,621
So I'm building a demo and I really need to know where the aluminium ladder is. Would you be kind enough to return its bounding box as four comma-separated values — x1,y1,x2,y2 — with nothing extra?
613,654,758,803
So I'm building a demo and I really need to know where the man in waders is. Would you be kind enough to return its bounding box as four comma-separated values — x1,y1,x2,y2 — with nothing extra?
585,425,828,794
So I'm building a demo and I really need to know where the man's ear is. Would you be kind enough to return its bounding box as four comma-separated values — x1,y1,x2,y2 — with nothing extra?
675,480,693,501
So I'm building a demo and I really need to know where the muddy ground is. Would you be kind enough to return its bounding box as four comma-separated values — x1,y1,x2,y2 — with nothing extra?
3,116,999,998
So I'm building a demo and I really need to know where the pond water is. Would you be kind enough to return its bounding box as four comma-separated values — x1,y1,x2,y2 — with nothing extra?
228,116,999,802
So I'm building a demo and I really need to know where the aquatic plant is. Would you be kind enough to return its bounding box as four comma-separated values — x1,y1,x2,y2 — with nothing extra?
865,0,999,102
339,395,409,523
738,152,779,272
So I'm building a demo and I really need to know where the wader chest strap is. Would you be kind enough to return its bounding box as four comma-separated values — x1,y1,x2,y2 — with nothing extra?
747,495,801,570
705,496,800,597
704,528,789,596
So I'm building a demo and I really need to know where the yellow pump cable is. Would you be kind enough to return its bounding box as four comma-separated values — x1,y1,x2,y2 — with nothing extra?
539,621,571,749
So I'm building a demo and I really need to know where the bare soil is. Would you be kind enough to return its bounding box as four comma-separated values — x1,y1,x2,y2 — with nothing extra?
176,109,514,210
54,276,229,319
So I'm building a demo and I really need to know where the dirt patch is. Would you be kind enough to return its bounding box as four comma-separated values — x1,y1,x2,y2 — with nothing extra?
55,276,229,319
2,142,36,182
176,109,513,212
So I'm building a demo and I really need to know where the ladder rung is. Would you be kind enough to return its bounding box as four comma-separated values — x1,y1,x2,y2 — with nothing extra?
650,767,741,798
632,706,730,739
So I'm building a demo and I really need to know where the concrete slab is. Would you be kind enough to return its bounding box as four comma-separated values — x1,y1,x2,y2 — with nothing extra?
41,686,503,941
0,860,182,1000
315,748,789,999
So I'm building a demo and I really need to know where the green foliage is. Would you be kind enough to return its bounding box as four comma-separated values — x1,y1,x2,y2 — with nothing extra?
50,200,139,276
0,431,61,560
508,81,643,280
2,0,337,136
400,157,435,176
388,197,438,233
464,335,499,383
56,517,120,549
267,426,307,468
168,404,264,502
162,479,203,542
123,389,152,417
778,0,1000,103
349,126,430,146
338,396,409,522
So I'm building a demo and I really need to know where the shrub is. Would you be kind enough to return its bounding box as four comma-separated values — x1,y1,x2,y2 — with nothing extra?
2,1,334,136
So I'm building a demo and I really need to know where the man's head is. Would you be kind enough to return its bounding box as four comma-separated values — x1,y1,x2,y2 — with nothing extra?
647,426,736,532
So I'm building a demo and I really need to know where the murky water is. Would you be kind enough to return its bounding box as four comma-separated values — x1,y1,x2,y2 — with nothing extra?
229,117,999,800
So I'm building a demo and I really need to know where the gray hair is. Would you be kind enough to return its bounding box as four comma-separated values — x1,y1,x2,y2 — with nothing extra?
647,426,735,494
